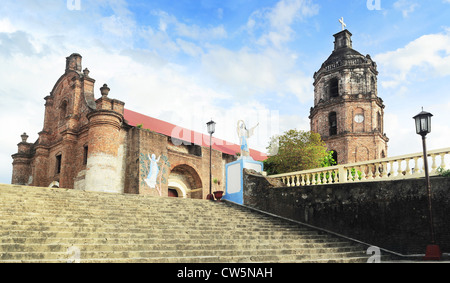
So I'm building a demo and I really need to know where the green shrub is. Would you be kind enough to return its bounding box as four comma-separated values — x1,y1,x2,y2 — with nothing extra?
437,167,450,177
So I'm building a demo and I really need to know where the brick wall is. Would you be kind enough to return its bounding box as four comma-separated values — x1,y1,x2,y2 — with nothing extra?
134,127,230,198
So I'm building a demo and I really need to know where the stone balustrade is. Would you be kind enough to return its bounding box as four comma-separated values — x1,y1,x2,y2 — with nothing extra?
268,147,450,187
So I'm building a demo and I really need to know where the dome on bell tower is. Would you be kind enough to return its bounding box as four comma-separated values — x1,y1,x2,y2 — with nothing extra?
313,29,379,106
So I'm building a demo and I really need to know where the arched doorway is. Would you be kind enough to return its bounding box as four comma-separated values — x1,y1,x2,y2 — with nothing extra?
49,181,60,188
168,188,179,198
167,179,189,198
168,164,203,199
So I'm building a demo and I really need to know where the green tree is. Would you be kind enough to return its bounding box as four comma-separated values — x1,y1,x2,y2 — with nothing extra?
263,129,335,175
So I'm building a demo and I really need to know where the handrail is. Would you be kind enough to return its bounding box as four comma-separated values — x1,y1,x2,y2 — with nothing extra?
268,147,450,187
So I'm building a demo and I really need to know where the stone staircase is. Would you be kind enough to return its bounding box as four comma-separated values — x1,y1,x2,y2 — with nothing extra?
0,184,381,263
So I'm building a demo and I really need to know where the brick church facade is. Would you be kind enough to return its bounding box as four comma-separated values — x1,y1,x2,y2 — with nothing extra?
11,53,265,198
309,29,389,164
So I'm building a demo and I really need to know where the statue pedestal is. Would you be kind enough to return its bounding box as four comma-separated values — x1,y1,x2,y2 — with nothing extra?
223,157,263,205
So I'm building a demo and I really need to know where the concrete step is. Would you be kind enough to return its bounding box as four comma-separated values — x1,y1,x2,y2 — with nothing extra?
0,254,372,263
0,242,362,255
0,184,374,263
0,239,356,250
1,230,339,244
0,247,367,262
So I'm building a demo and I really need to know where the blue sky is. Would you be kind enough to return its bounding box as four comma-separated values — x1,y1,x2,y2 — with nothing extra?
1,0,450,184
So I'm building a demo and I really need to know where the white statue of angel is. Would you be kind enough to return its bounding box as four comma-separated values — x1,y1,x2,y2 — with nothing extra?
237,120,259,159
145,154,160,189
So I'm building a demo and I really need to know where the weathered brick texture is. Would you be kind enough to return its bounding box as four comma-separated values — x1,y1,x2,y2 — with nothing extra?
310,30,389,164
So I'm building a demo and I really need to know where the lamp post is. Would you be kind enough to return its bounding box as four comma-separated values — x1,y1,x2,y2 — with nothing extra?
413,109,441,260
206,120,216,201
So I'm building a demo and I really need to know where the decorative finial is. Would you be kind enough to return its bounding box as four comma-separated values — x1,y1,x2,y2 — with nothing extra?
339,17,346,31
83,68,90,77
100,84,110,98
21,132,29,143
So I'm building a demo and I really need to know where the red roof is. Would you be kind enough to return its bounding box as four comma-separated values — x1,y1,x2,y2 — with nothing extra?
123,109,267,161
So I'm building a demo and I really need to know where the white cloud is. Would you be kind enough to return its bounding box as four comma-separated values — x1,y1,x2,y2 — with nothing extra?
246,0,319,48
375,30,450,158
393,0,420,17
100,14,136,38
154,10,227,41
384,101,450,160
0,52,63,184
0,18,16,33
201,47,312,102
176,38,204,57
375,31,450,88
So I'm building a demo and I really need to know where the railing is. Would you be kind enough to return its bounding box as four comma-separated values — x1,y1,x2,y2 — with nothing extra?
268,147,450,187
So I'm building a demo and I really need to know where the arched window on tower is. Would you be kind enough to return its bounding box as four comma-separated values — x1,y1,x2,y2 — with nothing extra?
59,100,68,121
377,112,382,133
55,153,62,175
83,145,89,166
371,76,376,95
329,78,339,98
329,112,337,136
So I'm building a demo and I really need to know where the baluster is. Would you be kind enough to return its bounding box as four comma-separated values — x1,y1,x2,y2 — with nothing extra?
389,160,395,178
353,167,359,182
379,163,384,179
317,172,323,185
371,164,377,180
301,174,305,186
328,170,334,184
348,168,354,182
306,174,310,186
439,153,446,170
381,162,388,179
413,157,420,175
286,176,291,187
397,159,404,178
405,158,412,177
281,177,286,185
431,154,437,175
367,164,374,180
295,175,301,186
374,163,381,180
311,173,317,185
358,166,365,181
322,171,327,184
373,163,381,180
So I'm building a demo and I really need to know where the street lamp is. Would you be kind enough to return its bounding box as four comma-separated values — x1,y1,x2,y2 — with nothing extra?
413,109,441,260
206,120,216,201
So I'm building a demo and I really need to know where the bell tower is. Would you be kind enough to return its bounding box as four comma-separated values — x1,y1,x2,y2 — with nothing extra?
309,26,389,164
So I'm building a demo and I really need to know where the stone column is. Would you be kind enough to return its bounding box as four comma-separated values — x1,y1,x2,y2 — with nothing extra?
84,84,126,193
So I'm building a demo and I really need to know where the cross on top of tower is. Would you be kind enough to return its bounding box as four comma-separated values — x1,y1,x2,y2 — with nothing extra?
339,17,346,31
